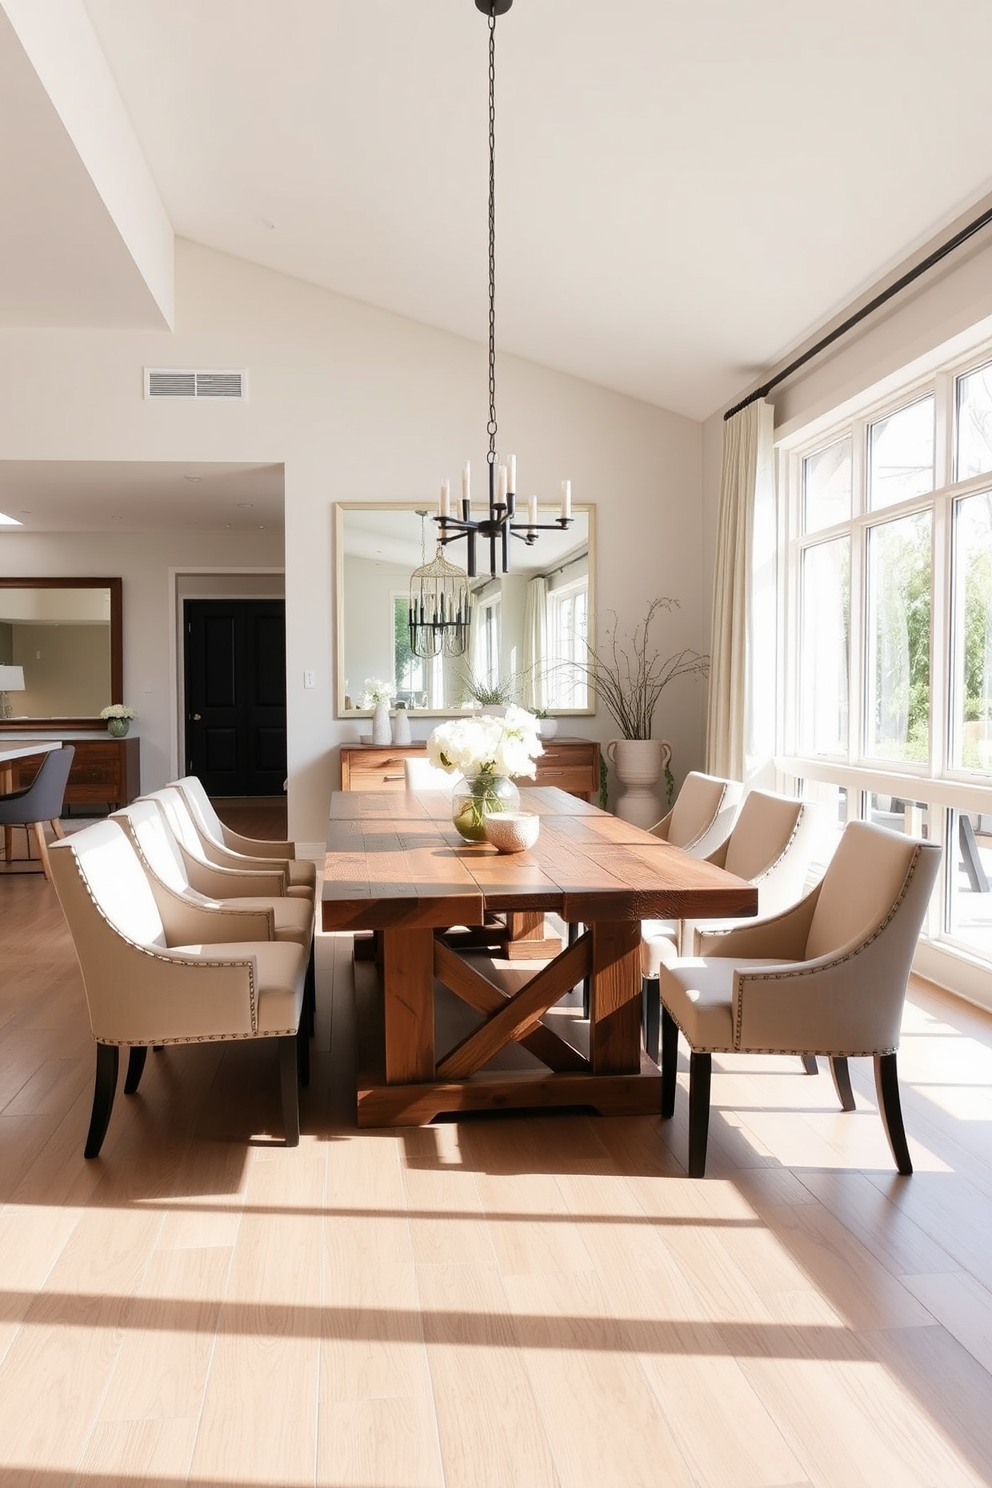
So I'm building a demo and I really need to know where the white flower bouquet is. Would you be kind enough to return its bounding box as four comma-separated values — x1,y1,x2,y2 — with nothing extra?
427,704,543,780
99,703,136,720
428,705,543,841
358,677,395,708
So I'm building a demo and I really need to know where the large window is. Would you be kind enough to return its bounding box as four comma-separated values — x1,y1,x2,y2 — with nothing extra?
785,348,992,984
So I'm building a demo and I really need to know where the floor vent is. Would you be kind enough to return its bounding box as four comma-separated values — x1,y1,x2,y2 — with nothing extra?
144,368,246,400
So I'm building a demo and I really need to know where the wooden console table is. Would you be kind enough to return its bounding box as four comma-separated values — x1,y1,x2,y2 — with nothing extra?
340,737,600,800
322,785,757,1126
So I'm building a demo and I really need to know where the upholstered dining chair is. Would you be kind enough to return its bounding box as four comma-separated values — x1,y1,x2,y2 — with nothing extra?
657,819,942,1178
113,799,316,1033
48,819,309,1157
649,771,743,857
142,787,314,904
0,745,75,880
168,775,317,896
641,790,821,1060
404,756,456,791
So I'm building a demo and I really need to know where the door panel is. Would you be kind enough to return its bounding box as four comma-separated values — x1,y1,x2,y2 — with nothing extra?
185,599,287,796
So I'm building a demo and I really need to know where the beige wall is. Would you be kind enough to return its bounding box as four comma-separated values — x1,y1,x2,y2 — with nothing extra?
0,238,705,844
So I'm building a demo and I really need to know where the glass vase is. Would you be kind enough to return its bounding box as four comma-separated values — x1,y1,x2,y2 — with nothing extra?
107,717,130,737
450,771,520,843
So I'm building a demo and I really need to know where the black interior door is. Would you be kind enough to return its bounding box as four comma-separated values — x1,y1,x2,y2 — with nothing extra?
184,599,287,796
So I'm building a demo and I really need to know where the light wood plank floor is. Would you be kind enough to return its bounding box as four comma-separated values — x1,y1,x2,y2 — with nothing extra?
2,805,992,1486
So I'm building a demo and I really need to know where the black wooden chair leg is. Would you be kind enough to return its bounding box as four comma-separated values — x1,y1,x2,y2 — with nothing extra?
800,1053,819,1076
305,937,316,1037
829,1055,856,1111
279,1035,300,1147
874,1052,912,1175
297,1018,310,1088
84,1043,119,1159
124,1045,148,1094
643,977,660,1062
687,1051,712,1178
660,1004,678,1119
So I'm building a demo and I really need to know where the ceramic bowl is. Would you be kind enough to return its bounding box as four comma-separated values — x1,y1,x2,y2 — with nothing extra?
484,811,540,854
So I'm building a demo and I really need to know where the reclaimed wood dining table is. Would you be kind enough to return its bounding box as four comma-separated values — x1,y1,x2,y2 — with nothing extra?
322,785,758,1126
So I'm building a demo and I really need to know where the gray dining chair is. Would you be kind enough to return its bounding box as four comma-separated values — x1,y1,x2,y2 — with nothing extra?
0,745,75,880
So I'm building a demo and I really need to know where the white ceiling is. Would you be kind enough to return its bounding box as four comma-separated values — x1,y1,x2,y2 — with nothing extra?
5,1,992,539
74,0,992,421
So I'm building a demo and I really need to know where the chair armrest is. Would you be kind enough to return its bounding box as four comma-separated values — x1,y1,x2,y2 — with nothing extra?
218,824,296,859
151,883,275,945
192,830,294,880
690,884,821,958
733,928,906,1054
177,843,289,897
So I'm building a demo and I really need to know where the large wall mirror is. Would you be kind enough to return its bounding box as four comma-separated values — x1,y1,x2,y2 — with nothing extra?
336,503,595,717
0,577,123,730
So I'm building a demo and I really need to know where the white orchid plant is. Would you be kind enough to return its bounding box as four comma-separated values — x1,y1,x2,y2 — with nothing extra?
358,677,395,708
426,704,543,782
99,703,136,720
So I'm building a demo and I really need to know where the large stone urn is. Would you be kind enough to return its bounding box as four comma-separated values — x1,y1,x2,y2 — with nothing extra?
605,738,672,829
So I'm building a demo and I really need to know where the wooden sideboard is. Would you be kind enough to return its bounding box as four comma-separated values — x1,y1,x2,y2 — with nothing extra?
340,737,601,801
5,736,140,812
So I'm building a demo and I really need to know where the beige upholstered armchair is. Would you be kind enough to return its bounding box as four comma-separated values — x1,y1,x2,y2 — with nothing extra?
141,787,314,904
113,799,316,1034
649,771,743,857
49,819,309,1158
642,789,821,1058
657,820,942,1177
169,775,317,896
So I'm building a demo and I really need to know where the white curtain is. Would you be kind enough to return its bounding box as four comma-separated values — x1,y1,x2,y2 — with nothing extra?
706,399,774,781
522,576,548,709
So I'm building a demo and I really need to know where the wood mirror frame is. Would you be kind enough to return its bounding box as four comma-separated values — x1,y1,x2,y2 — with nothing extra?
0,577,123,731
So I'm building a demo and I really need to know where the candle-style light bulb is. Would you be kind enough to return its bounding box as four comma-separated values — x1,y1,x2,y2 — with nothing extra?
527,494,538,533
560,479,572,521
508,454,516,494
462,461,471,507
439,479,451,518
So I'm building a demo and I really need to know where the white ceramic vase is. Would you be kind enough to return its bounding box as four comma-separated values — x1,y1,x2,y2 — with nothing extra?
538,717,558,740
605,738,671,828
391,706,411,745
371,700,392,746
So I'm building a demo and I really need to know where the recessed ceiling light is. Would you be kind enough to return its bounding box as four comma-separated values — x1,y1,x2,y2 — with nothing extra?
0,510,22,526
236,501,254,509
183,474,202,483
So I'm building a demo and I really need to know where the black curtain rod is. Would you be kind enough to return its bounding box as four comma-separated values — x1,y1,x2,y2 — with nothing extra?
723,202,992,422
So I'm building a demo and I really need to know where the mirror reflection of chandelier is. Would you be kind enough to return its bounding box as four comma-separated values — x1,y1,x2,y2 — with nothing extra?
434,0,573,580
408,514,471,659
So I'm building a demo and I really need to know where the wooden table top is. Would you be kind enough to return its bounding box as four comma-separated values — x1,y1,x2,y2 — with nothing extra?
322,787,758,932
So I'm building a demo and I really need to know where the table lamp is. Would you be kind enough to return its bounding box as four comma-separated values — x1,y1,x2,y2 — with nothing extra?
0,664,25,719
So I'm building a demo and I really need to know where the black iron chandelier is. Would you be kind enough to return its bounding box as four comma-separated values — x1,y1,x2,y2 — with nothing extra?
434,0,573,580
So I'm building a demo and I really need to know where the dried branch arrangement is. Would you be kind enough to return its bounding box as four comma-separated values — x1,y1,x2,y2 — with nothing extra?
573,597,709,740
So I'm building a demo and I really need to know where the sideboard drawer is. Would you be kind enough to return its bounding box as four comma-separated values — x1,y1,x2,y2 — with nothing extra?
530,741,600,797
340,737,600,800
341,747,415,791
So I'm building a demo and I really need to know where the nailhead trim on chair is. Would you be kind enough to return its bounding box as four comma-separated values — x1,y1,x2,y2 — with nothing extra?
67,854,260,1032
106,1028,299,1046
730,842,926,1048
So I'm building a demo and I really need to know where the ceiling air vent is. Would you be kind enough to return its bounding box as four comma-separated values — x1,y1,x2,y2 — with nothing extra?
144,368,247,400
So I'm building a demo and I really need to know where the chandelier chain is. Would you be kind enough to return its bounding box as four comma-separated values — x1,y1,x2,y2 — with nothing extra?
487,6,498,464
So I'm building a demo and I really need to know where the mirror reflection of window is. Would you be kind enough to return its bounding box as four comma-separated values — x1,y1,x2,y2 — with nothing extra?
337,503,594,715
547,576,589,709
472,591,502,693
